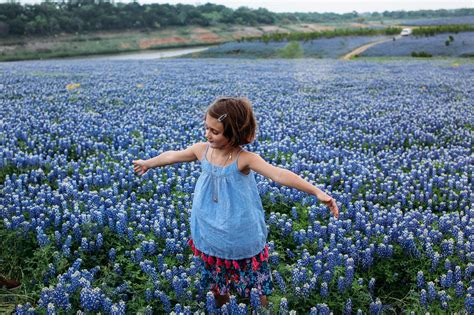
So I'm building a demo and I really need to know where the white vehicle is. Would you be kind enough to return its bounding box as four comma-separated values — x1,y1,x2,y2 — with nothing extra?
400,28,412,36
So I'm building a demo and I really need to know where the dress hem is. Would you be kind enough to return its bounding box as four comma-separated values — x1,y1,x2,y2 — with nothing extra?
187,238,269,272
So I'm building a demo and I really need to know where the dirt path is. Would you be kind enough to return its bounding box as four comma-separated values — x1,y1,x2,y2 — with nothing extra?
341,36,400,60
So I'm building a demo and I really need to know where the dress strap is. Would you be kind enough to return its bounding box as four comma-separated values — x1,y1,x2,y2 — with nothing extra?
235,147,244,164
203,143,210,161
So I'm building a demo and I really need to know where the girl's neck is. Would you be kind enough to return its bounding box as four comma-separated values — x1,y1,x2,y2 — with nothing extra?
210,144,240,159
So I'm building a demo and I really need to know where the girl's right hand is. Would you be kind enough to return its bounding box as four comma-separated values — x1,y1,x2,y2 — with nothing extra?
323,198,339,220
319,194,339,219
132,159,149,176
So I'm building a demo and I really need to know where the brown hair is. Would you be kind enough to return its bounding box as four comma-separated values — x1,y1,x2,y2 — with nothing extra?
205,97,257,147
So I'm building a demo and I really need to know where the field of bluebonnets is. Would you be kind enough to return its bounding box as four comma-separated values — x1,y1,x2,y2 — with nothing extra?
403,15,474,26
361,32,474,57
189,36,388,59
0,58,473,314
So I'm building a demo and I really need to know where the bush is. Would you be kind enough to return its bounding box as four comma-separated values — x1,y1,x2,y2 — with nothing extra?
411,51,432,57
277,41,304,58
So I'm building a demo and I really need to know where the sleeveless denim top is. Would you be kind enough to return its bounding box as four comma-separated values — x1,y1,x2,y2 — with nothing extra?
190,144,268,260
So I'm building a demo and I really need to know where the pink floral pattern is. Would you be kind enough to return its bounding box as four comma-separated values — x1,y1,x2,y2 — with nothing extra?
188,238,274,298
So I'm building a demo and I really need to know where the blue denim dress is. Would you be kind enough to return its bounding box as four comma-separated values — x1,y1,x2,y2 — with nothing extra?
190,144,268,260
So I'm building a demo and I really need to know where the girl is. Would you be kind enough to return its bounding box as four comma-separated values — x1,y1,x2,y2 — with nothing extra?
133,97,339,309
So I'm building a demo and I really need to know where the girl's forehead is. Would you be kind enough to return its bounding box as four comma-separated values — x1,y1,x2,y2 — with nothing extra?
205,114,223,130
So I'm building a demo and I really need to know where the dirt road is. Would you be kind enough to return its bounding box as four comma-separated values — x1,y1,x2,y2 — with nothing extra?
341,36,401,60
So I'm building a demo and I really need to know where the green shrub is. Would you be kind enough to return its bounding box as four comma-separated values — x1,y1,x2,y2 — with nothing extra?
277,41,304,58
411,51,432,58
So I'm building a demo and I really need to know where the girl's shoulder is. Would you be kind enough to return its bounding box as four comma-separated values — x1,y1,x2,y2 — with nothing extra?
193,142,208,161
236,149,259,174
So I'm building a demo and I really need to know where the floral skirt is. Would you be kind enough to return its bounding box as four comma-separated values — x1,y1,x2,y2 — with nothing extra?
187,239,273,298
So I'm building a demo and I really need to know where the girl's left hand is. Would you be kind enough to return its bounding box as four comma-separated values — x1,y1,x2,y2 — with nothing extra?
320,195,339,219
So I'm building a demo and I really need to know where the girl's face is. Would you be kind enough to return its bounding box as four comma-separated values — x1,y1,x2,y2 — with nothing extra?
204,114,230,150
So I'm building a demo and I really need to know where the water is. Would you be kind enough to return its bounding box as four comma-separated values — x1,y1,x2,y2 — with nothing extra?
84,46,210,60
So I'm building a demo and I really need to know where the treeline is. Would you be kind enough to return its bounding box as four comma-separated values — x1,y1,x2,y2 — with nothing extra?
247,24,474,43
411,24,474,36
245,27,402,43
0,1,472,37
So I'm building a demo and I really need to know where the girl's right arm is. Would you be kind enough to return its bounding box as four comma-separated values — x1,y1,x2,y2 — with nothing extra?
132,142,205,176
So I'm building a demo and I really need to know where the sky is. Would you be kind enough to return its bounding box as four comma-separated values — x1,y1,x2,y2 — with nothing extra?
12,0,474,13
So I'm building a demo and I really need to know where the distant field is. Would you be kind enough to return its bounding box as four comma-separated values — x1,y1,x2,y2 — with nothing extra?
0,23,338,61
185,36,389,59
360,32,474,57
401,16,474,26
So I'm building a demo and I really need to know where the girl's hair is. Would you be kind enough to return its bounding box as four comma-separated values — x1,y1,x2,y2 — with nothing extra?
205,97,257,147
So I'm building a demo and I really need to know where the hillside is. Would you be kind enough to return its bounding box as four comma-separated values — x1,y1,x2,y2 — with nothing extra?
0,22,382,61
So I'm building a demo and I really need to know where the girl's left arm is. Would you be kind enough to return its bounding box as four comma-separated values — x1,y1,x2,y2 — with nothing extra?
245,152,339,219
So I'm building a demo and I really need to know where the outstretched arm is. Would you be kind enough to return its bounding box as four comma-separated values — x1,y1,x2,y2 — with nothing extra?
133,142,204,176
245,152,339,219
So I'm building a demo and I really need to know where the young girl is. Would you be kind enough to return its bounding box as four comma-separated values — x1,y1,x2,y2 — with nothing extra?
133,97,339,308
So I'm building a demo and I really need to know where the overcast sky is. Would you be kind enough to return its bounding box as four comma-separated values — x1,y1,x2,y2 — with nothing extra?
11,0,473,13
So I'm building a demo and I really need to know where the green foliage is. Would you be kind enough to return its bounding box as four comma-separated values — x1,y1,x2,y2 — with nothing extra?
411,51,432,58
0,2,472,37
250,27,403,43
411,24,474,37
277,41,304,58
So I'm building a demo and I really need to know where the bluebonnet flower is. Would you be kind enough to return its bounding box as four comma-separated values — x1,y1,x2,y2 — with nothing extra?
416,271,424,288
368,277,376,296
454,265,462,282
109,248,116,262
36,227,50,247
344,298,352,315
250,288,261,310
431,252,440,271
80,237,89,252
110,300,126,315
320,282,328,297
427,281,436,301
96,233,103,249
279,297,288,315
46,303,56,315
466,294,474,314
369,298,382,314
438,290,449,309
455,281,464,297
80,286,103,312
291,207,298,220
156,291,171,313
16,303,36,315
238,303,248,314
362,247,373,269
174,303,182,313
229,295,239,314
420,289,427,307
206,291,216,314
444,258,452,271
317,303,330,315
113,263,122,275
